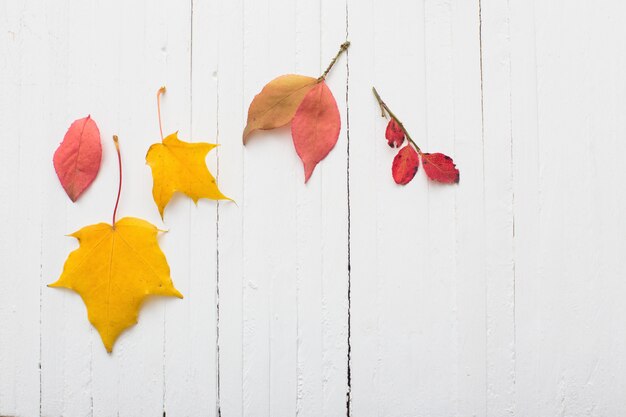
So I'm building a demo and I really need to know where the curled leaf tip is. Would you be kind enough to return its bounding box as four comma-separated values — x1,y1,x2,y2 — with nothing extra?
242,128,251,144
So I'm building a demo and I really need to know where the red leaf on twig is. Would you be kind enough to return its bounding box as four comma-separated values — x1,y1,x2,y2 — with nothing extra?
392,145,419,185
385,119,404,148
422,153,459,184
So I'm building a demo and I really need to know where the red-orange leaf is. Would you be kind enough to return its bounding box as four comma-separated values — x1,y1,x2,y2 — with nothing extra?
385,119,404,148
291,81,341,183
422,152,459,184
392,145,419,185
53,115,102,202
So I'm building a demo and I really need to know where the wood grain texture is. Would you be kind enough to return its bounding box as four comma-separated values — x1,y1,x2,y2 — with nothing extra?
2,0,626,416
511,1,626,416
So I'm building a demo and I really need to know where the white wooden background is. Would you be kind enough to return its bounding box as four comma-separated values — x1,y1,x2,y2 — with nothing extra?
2,0,626,416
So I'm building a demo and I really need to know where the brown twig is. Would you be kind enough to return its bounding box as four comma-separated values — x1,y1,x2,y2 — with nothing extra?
319,41,351,81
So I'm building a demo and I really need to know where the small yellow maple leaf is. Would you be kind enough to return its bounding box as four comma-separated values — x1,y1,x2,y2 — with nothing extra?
49,217,183,353
146,132,230,218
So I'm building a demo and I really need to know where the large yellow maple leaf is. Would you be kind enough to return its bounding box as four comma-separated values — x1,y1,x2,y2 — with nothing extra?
49,217,183,352
146,132,230,218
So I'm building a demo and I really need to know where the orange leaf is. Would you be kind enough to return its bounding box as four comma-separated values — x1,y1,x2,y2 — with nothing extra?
243,74,318,143
291,81,341,183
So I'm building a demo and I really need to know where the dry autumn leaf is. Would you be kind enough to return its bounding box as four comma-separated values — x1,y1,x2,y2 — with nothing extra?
422,153,460,184
291,81,341,182
147,132,229,218
50,136,182,353
50,217,182,352
385,118,404,148
146,87,231,218
53,115,102,202
243,74,318,143
392,145,419,185
242,41,350,183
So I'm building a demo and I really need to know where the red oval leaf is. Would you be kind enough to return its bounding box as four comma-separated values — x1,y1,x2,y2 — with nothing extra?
422,152,459,184
385,119,404,148
392,145,419,185
53,116,102,201
291,81,341,183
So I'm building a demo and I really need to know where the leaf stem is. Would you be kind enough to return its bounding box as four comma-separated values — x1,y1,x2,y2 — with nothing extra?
112,135,122,226
372,87,422,154
319,41,351,81
157,86,166,141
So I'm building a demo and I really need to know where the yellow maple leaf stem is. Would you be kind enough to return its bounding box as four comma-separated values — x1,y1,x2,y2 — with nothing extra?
157,86,166,141
112,135,122,226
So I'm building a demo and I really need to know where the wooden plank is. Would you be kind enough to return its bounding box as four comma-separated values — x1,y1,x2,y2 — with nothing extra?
35,1,194,416
512,1,626,415
41,1,100,415
0,1,45,416
348,0,487,415
479,0,517,414
162,0,219,415
295,1,350,416
449,0,487,414
239,0,299,414
215,0,245,415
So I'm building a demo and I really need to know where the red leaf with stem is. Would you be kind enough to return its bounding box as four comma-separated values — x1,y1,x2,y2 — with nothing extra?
392,145,419,185
422,153,460,184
